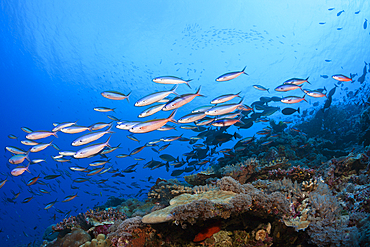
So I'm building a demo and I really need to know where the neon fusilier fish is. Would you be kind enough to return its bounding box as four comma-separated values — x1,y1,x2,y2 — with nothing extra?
0,179,7,189
9,150,31,165
303,90,327,98
116,121,141,130
274,84,303,92
152,76,192,88
129,111,177,133
157,125,176,131
27,175,41,186
210,92,241,104
62,193,78,202
162,86,204,111
216,66,248,82
283,77,310,85
30,141,53,153
90,122,112,131
252,85,269,92
8,134,17,139
211,117,243,127
126,135,140,143
135,85,178,107
20,140,39,146
332,74,352,82
72,127,113,146
59,151,76,156
280,95,308,104
74,136,111,159
138,104,165,118
93,107,116,112
52,121,77,132
160,134,183,142
21,127,33,133
6,146,26,155
129,146,146,156
86,167,105,176
177,112,206,123
192,105,213,113
205,98,244,116
26,130,58,140
101,91,131,101
60,126,92,134
11,164,31,176
44,199,58,210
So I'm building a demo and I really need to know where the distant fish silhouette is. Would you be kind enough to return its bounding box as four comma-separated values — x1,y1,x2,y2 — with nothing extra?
337,10,344,16
328,8,334,11
355,10,360,14
364,19,368,29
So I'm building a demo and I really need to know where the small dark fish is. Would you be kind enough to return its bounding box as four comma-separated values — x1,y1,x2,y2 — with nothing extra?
325,59,331,62
282,107,300,115
328,8,334,11
73,178,89,183
320,75,328,79
171,169,185,176
355,10,360,14
44,199,58,210
62,193,78,202
337,10,344,16
319,22,326,25
44,174,61,180
27,175,41,186
159,154,177,162
364,19,368,29
271,96,282,102
337,28,342,30
22,196,33,203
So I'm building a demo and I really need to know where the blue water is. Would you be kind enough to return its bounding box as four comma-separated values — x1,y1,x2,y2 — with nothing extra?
1,1,369,246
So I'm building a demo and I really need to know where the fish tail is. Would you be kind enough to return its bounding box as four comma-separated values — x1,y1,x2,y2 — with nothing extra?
186,80,192,89
238,97,244,105
105,135,112,148
297,107,300,114
242,66,248,75
126,91,132,103
303,95,308,102
171,85,179,96
25,150,31,162
168,110,177,123
53,132,58,138
306,76,311,84
26,163,31,173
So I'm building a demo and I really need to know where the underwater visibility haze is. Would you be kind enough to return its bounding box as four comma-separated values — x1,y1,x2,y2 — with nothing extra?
2,1,370,246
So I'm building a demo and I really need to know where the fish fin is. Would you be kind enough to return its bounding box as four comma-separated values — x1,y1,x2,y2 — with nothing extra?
297,107,300,114
126,91,132,103
303,94,308,102
170,85,179,96
168,110,177,123
26,163,31,173
242,66,248,75
186,80,192,89
306,76,311,84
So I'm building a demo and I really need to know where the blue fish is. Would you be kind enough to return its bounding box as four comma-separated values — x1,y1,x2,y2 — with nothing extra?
355,10,360,14
337,10,344,16
325,60,331,62
364,19,367,29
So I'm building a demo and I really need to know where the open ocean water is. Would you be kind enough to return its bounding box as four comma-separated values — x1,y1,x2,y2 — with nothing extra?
1,1,370,246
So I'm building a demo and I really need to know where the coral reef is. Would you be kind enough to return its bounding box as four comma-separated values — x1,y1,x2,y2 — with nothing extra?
43,228,91,247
